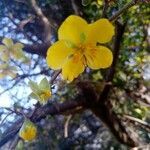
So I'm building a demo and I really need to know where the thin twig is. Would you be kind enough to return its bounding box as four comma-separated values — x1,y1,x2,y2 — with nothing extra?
0,112,12,127
64,115,72,138
3,107,26,118
124,115,150,130
131,144,150,150
71,0,80,15
8,135,20,150
109,0,139,22
0,96,85,147
102,0,109,18
50,70,61,84
30,0,54,42
0,80,20,95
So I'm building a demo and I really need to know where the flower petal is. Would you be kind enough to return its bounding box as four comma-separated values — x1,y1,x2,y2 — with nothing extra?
62,53,85,82
13,43,24,50
46,40,74,70
2,38,14,48
0,45,7,51
58,15,88,45
85,46,113,69
87,19,115,44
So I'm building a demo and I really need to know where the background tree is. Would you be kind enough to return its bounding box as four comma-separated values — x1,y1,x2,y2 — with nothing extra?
0,0,149,149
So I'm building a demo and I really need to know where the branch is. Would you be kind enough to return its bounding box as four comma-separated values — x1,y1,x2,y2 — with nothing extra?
64,115,72,138
0,113,12,127
23,42,50,57
0,96,85,147
71,0,80,15
14,69,50,80
30,0,52,42
102,0,109,18
0,35,50,57
131,144,150,150
124,115,150,131
0,79,20,95
99,21,126,103
5,15,35,43
50,70,61,84
92,22,141,147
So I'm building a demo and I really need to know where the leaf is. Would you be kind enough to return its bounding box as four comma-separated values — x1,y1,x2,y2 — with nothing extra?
97,0,102,5
16,140,24,150
82,0,92,6
2,38,13,48
39,77,50,90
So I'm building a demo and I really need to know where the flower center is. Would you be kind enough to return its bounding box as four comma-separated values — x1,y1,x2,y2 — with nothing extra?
40,90,51,101
67,41,97,65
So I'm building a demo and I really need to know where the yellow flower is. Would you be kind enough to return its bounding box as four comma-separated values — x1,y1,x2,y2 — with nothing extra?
39,90,51,104
29,78,52,105
19,119,37,141
46,15,114,82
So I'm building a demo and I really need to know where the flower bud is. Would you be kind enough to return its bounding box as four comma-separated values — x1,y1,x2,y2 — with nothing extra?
19,119,37,141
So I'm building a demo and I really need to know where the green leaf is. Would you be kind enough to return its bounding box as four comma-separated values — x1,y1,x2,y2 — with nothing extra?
16,140,24,150
82,0,91,6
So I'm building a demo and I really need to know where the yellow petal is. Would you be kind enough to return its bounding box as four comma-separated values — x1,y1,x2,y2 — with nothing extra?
20,125,37,141
0,45,7,51
1,51,10,61
62,53,85,82
87,19,115,44
58,15,88,45
19,119,37,141
13,43,24,50
0,73,5,79
85,46,113,69
39,90,51,104
46,40,74,70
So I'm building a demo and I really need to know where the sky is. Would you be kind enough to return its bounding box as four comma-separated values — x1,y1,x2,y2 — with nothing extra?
0,87,12,107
